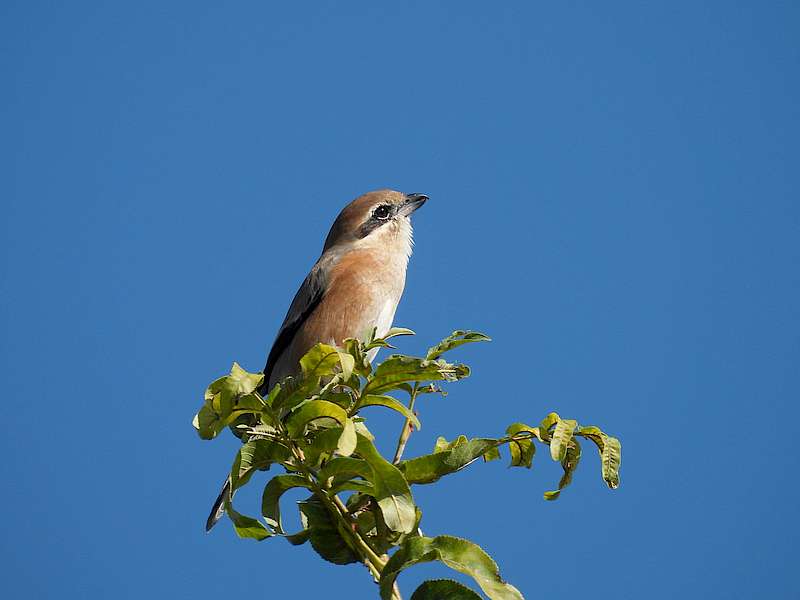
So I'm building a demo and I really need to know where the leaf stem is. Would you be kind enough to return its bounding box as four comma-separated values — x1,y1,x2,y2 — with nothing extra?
392,383,419,464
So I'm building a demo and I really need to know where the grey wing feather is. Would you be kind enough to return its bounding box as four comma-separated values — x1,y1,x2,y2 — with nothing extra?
258,263,327,391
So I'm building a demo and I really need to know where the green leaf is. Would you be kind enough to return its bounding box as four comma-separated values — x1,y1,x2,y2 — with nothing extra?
538,412,560,442
231,438,291,490
383,327,416,339
343,338,372,377
425,330,491,361
203,363,263,402
506,423,538,468
550,418,577,462
366,327,416,350
297,496,359,565
194,364,269,440
355,394,421,430
576,426,622,490
331,480,375,494
224,501,271,541
399,438,500,484
336,418,357,457
482,446,501,462
299,343,341,379
193,403,222,440
227,412,256,440
354,419,375,441
319,456,373,485
364,355,470,395
434,435,467,453
318,391,353,410
204,375,226,402
601,435,622,489
544,438,582,501
337,351,355,381
235,392,265,411
261,474,312,534
227,362,264,395
355,434,417,534
380,535,523,600
284,528,311,546
272,344,343,412
411,580,483,600
300,427,343,467
262,382,282,406
285,400,349,439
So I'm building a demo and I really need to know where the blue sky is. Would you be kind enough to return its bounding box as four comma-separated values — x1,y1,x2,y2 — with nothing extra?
2,2,798,598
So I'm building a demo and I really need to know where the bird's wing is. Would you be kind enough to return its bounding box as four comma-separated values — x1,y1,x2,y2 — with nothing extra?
261,262,327,388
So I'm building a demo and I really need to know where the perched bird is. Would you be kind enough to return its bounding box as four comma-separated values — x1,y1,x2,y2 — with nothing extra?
206,189,428,531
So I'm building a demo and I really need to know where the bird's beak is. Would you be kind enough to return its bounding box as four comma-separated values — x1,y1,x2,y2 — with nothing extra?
399,193,428,216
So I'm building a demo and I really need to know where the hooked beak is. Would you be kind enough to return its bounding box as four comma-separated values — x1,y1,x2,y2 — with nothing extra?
400,193,428,216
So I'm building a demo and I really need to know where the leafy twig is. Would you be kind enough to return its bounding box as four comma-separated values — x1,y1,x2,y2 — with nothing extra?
194,329,621,600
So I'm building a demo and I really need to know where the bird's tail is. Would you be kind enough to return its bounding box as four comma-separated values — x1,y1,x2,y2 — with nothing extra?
205,477,231,532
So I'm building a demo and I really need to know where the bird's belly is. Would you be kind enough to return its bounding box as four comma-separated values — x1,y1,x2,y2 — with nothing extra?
334,292,399,345
364,297,399,363
373,297,398,339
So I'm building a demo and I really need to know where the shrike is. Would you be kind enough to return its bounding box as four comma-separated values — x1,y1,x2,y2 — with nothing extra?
206,189,427,531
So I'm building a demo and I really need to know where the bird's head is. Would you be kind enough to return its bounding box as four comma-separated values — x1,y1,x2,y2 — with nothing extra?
322,190,428,256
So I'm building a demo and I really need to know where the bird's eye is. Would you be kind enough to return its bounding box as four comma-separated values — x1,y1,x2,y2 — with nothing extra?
373,205,392,220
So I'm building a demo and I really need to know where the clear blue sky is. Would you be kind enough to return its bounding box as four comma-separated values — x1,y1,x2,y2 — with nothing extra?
2,2,798,598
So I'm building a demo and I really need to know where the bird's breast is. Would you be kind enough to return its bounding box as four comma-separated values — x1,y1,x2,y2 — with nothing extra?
267,246,410,387
279,249,405,365
323,249,406,339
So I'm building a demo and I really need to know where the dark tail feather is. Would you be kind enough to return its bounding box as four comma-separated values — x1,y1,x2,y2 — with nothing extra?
205,477,231,532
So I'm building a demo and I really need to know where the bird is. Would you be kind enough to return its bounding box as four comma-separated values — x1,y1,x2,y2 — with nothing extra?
205,189,428,531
